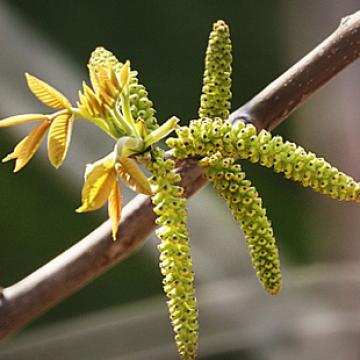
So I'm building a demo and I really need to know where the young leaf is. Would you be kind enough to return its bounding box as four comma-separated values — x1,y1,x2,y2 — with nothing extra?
77,158,116,212
143,116,179,148
135,120,146,139
115,136,144,158
0,114,49,127
88,47,159,133
108,180,122,240
89,65,102,95
116,156,152,195
78,82,106,117
47,113,75,168
25,73,71,110
120,61,130,88
2,121,51,172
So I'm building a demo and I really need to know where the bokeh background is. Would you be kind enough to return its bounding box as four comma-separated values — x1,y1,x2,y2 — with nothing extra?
0,1,360,359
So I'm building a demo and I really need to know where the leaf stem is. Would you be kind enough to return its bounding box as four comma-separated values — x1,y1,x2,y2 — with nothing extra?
121,90,141,138
71,107,117,140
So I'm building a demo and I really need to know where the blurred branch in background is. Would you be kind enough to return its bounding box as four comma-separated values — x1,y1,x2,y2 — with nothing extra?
229,9,360,131
284,0,360,263
0,3,360,352
1,262,360,360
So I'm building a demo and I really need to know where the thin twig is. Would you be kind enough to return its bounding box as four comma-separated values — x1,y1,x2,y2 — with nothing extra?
1,11,360,341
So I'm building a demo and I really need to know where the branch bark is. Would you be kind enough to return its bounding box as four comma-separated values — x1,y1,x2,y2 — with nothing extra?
1,10,360,341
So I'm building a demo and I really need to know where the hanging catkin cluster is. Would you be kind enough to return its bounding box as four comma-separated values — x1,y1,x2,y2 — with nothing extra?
89,49,199,358
2,17,360,360
145,147,198,360
200,152,281,294
167,119,360,202
190,19,281,294
0,40,198,359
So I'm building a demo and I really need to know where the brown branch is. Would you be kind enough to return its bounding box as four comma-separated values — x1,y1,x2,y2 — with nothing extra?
1,10,360,341
0,158,206,340
229,11,360,131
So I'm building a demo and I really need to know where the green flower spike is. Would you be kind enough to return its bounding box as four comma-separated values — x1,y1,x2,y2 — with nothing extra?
194,19,281,294
167,119,360,202
145,147,198,360
230,125,360,201
89,49,198,358
199,20,232,120
200,152,282,294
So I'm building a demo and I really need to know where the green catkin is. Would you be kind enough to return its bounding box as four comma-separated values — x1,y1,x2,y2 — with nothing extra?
91,48,197,359
199,20,232,120
196,20,282,294
88,47,159,133
167,119,360,202
145,147,198,360
200,152,282,294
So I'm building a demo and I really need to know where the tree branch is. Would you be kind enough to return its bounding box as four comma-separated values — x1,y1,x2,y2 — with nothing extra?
229,11,360,131
1,10,360,341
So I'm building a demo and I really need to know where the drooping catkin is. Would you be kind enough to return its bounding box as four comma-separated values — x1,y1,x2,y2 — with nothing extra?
199,20,232,120
88,47,158,133
145,147,198,360
167,119,360,202
200,152,282,294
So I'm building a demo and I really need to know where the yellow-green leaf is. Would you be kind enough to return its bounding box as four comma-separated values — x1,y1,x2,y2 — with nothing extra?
88,65,101,95
136,119,146,138
108,180,122,240
120,61,130,87
77,158,116,212
47,113,74,168
2,121,51,172
25,73,71,110
93,66,117,106
116,156,152,195
0,114,49,128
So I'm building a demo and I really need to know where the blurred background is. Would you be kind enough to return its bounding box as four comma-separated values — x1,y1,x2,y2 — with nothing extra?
0,1,360,359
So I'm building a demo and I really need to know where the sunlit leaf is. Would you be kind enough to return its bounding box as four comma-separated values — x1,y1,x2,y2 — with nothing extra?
88,47,122,88
88,47,159,133
2,121,51,172
47,113,74,168
95,65,111,92
108,180,122,240
78,81,106,118
88,49,125,101
88,65,101,95
136,119,146,138
25,73,71,110
76,157,116,212
0,114,49,127
94,65,119,106
116,156,152,195
120,61,130,87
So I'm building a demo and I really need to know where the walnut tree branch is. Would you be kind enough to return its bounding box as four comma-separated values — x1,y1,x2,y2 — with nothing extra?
229,10,360,131
0,10,360,341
